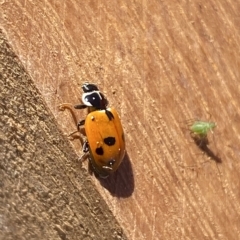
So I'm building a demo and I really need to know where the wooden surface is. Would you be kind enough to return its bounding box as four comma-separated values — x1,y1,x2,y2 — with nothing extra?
0,30,127,240
1,1,240,239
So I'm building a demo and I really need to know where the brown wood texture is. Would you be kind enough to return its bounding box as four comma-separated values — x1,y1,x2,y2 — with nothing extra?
1,1,240,239
0,30,127,240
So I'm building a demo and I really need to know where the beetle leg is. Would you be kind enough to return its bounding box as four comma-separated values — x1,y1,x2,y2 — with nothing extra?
59,103,80,130
78,140,89,162
82,141,89,152
59,103,74,111
59,103,77,123
67,130,80,139
74,104,87,109
77,119,85,131
64,120,85,138
79,152,90,162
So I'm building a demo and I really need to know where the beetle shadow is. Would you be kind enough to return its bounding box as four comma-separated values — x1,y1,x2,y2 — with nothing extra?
192,136,222,163
97,152,134,198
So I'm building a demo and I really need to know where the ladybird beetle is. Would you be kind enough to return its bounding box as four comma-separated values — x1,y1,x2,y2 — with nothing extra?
74,83,125,178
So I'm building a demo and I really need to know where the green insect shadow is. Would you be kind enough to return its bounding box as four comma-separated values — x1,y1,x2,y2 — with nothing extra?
192,135,222,163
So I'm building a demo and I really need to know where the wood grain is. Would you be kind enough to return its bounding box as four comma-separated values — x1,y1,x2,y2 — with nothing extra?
0,30,127,240
1,1,240,239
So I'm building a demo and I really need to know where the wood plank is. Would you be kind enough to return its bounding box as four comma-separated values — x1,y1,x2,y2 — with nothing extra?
0,29,127,240
1,1,240,239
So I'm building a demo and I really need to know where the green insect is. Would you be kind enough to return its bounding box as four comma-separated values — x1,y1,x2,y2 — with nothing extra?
190,121,216,138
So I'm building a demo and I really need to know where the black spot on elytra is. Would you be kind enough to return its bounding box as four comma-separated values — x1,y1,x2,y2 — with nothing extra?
105,110,114,120
104,137,116,146
96,147,104,155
